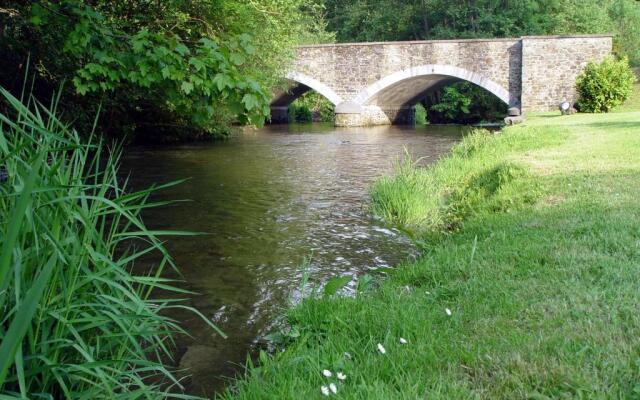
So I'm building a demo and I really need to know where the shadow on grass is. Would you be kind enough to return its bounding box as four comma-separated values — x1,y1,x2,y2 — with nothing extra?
580,121,640,130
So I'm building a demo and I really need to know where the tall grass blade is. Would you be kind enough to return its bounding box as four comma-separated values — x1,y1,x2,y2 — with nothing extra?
0,256,55,385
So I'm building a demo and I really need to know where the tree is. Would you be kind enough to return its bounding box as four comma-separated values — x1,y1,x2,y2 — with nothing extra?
0,0,325,140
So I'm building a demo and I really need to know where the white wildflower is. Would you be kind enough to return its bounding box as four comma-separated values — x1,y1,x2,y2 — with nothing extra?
337,372,346,380
344,352,352,359
377,343,386,354
445,308,452,316
329,383,338,394
322,369,332,378
399,337,408,344
321,385,330,396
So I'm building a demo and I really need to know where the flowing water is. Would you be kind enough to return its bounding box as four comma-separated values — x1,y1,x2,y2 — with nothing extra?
121,123,463,396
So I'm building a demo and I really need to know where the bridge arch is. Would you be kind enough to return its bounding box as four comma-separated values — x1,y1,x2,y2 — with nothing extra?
272,71,343,107
269,71,343,123
352,65,514,108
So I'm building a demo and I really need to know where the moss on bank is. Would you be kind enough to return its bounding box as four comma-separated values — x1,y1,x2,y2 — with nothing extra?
221,107,640,399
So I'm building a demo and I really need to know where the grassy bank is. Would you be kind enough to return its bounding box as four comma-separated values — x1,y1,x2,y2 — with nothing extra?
223,104,640,398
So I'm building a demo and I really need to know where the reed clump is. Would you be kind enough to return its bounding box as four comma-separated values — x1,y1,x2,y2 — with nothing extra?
0,86,212,398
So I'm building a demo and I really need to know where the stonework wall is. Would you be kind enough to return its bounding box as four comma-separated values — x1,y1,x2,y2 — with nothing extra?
521,36,613,112
293,38,522,106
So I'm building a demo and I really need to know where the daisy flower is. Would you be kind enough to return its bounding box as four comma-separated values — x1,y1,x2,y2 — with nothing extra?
329,383,337,394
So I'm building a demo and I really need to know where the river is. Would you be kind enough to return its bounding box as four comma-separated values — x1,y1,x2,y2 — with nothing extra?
121,123,462,396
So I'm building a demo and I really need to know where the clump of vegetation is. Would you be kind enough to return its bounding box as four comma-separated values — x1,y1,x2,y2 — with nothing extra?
322,0,640,66
414,103,428,125
576,56,637,112
369,129,552,236
424,82,508,124
0,86,218,398
0,1,328,140
288,91,335,123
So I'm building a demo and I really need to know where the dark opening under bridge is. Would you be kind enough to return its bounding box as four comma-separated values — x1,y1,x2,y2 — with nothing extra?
270,35,612,126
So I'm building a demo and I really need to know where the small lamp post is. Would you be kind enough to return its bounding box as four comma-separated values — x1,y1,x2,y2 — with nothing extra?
559,100,572,115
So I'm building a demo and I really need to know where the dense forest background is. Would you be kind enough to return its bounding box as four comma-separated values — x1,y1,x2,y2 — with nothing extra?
322,0,639,67
1,1,638,138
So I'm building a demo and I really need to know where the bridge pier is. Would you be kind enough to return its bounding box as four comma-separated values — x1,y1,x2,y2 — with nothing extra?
334,102,415,127
270,106,289,124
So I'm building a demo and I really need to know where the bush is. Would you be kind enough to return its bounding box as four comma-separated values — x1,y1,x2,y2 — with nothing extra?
288,103,313,122
576,56,637,113
288,91,334,122
424,82,507,124
414,103,428,125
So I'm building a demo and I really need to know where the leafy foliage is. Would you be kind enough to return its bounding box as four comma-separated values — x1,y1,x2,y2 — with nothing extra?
415,103,428,125
321,0,640,66
425,83,507,124
0,0,324,140
288,91,335,122
430,85,472,121
576,56,637,112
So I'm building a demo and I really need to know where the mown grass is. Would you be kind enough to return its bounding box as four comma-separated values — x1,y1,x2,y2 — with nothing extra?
614,83,640,113
0,86,216,398
222,100,640,398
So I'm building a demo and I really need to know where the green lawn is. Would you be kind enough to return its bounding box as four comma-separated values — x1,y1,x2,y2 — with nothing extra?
222,102,640,399
614,83,640,113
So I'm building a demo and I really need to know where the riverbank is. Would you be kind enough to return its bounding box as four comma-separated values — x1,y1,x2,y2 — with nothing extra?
221,95,640,398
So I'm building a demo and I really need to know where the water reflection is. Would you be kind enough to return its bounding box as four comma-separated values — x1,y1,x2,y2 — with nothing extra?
121,123,462,396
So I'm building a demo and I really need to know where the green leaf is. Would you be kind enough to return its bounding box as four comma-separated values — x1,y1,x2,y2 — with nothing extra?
356,274,375,294
189,57,206,71
29,4,48,26
212,74,234,91
241,93,260,111
323,275,352,297
181,81,194,95
175,43,190,56
30,15,42,25
230,52,246,66
0,256,56,386
0,153,43,288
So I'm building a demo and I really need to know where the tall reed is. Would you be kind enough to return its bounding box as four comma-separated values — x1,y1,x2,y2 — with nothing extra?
0,86,215,398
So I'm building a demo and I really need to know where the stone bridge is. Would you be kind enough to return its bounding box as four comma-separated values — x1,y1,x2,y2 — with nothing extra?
270,35,612,126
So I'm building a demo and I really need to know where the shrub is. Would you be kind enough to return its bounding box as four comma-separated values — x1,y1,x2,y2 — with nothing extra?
288,103,313,122
576,56,637,113
414,103,428,125
288,91,334,123
425,82,507,124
